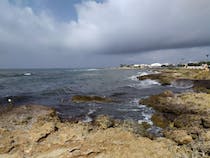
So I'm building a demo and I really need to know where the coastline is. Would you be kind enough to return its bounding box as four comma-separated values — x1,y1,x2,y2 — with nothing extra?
0,105,191,158
0,68,210,157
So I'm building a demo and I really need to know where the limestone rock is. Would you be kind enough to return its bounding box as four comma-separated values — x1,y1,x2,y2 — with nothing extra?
30,122,57,142
151,113,170,128
174,114,202,128
164,130,193,145
200,131,210,141
94,115,114,129
202,117,210,128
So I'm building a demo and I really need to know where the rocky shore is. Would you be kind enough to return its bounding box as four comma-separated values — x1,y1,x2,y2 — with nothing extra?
140,91,210,157
138,68,210,157
0,68,210,158
0,105,190,158
138,68,210,92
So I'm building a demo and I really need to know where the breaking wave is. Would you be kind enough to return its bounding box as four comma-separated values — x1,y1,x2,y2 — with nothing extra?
128,79,161,89
128,72,149,81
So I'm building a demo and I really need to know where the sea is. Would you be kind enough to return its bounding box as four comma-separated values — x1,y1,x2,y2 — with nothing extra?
0,68,187,124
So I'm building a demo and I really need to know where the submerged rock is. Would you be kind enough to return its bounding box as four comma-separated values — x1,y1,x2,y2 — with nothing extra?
72,95,114,103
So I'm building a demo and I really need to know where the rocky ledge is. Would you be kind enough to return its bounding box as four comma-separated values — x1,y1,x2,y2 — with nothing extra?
137,68,210,93
0,104,194,158
140,91,210,157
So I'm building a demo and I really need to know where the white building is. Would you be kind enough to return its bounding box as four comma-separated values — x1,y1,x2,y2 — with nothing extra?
150,63,162,67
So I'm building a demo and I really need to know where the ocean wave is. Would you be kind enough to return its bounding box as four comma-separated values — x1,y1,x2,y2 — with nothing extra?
117,108,141,112
41,87,73,96
128,75,139,81
0,74,23,78
82,115,93,123
171,79,193,89
128,72,149,81
128,79,161,88
86,69,100,71
23,72,32,76
129,98,140,106
137,72,149,76
88,109,96,115
138,111,153,125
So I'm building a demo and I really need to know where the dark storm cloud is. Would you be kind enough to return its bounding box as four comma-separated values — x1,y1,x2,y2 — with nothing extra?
0,0,210,67
70,0,210,54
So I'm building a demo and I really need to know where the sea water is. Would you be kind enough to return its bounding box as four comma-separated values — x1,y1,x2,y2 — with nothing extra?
0,68,185,123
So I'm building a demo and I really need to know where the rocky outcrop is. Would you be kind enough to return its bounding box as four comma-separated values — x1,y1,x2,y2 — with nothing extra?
137,69,210,93
164,130,193,145
137,73,173,85
94,115,114,129
140,91,210,115
140,91,210,157
0,105,191,158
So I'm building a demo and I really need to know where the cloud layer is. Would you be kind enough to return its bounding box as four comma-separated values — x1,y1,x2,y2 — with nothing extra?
0,0,210,67
72,0,210,54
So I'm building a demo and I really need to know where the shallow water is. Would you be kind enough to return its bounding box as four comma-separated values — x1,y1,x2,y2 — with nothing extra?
0,68,187,123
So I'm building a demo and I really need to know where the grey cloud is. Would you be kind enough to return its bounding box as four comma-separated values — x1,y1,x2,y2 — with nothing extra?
70,0,210,54
0,0,210,68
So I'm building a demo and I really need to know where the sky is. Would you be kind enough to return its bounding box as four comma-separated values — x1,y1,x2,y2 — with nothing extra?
0,0,210,68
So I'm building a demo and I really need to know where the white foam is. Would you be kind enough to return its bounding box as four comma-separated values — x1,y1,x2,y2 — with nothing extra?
117,108,141,112
128,79,160,88
138,112,153,125
82,115,93,123
138,72,149,76
23,72,31,76
170,80,193,89
86,69,99,71
137,104,146,108
128,75,139,81
128,72,149,81
129,98,140,105
88,109,96,115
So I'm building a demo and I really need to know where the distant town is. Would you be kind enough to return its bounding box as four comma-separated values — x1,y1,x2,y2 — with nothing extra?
119,61,210,70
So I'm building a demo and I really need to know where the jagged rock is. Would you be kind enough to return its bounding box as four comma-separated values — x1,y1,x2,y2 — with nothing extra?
0,128,15,154
137,73,174,85
30,122,57,142
164,130,193,145
151,113,170,128
174,114,202,128
202,117,210,128
140,92,210,115
94,115,114,129
200,131,210,141
0,105,204,157
118,119,150,136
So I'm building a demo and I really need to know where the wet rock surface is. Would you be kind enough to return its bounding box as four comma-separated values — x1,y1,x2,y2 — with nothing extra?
140,90,210,157
0,105,191,158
